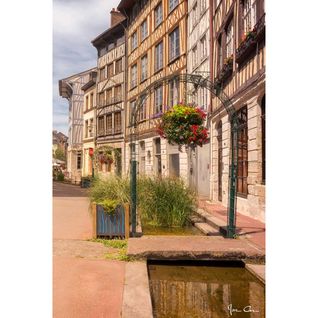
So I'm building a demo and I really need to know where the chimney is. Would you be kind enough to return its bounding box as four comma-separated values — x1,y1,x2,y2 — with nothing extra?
110,8,125,27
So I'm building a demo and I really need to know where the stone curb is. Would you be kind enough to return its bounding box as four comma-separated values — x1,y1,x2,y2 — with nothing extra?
121,262,153,318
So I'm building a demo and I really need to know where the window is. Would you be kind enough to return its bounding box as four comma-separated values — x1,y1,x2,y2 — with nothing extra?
115,58,122,74
225,19,234,58
130,100,136,124
114,112,122,133
243,0,257,34
85,95,89,111
139,141,146,174
90,93,94,109
139,95,147,121
114,85,122,102
140,19,148,41
154,138,162,176
261,96,265,183
77,152,82,170
107,63,114,78
169,0,179,12
155,41,163,71
131,32,137,51
192,45,198,67
85,120,88,138
154,3,163,28
131,64,137,89
141,55,148,81
200,35,207,59
100,66,105,81
236,106,248,196
169,27,180,62
106,88,112,105
169,79,179,107
154,85,163,113
99,92,105,106
98,116,105,135
217,35,223,72
106,114,112,135
89,118,93,137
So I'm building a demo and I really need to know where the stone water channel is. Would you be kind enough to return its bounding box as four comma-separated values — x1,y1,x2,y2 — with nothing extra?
147,260,265,318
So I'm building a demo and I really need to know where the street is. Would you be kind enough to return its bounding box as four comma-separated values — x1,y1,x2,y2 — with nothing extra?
53,182,125,318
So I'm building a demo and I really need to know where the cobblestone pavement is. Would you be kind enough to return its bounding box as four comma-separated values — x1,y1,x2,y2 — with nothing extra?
53,182,125,318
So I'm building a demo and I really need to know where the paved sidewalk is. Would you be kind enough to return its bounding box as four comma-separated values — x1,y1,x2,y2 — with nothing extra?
53,182,125,318
199,199,265,251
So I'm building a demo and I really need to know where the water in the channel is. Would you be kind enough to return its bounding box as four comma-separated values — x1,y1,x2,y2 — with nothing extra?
148,261,265,318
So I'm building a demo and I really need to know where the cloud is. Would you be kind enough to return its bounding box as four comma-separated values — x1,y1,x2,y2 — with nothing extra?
53,0,119,133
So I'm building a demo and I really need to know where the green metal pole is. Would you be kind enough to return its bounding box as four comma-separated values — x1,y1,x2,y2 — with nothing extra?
227,124,238,238
130,158,137,236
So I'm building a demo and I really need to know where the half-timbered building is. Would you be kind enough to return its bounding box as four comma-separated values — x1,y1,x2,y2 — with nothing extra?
59,68,97,183
91,10,127,177
81,70,97,177
210,0,265,221
118,0,189,179
187,0,211,197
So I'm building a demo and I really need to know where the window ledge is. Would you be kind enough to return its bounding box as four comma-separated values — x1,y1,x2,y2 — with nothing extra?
168,55,180,66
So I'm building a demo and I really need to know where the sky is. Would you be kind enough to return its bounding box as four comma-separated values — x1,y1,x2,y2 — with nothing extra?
53,0,120,135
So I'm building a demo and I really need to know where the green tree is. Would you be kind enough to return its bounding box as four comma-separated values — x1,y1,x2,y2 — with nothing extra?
54,148,66,161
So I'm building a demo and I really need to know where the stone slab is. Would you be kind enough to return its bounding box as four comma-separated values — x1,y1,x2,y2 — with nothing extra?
121,262,153,318
194,222,221,236
127,236,265,262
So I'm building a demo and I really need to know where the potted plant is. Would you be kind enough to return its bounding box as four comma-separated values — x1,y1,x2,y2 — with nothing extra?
157,104,209,148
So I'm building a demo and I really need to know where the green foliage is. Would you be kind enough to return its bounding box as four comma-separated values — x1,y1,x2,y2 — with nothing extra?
57,172,64,181
89,175,130,207
98,199,120,214
90,238,127,249
89,239,132,261
157,104,208,147
89,174,197,228
54,148,66,161
137,176,197,227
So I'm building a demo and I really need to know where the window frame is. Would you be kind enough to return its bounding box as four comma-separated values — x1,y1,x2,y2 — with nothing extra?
131,63,138,89
155,41,164,72
154,85,163,114
169,27,180,62
169,0,179,13
236,106,248,197
140,19,148,41
141,54,148,82
131,31,138,51
154,2,163,28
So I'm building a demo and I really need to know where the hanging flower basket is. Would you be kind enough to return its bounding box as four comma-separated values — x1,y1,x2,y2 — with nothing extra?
157,104,209,147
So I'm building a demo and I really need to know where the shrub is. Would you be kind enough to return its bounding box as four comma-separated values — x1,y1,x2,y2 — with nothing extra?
89,174,197,227
89,175,130,208
57,172,64,181
137,176,197,227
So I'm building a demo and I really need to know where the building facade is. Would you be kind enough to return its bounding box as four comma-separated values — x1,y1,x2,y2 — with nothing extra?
59,68,96,182
91,10,126,177
118,0,189,179
81,70,97,177
187,0,211,197
210,0,265,221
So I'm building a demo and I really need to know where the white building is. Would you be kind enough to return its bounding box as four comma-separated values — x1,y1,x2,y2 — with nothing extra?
59,68,97,183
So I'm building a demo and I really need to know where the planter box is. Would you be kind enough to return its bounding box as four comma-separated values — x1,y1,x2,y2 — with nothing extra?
92,203,130,239
235,36,257,64
215,62,233,86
